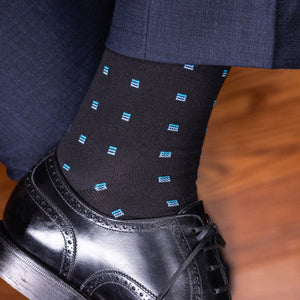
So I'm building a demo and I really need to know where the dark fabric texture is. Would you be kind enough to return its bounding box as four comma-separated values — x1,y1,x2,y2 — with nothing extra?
0,0,115,180
57,49,230,218
106,0,300,69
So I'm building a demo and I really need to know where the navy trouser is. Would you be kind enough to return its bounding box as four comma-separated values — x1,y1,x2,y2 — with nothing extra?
1,0,299,180
0,0,114,179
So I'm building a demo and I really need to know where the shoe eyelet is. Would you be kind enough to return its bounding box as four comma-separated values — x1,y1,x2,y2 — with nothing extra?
213,288,219,295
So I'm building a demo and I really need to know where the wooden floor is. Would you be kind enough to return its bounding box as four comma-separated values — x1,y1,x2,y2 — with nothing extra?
0,67,300,299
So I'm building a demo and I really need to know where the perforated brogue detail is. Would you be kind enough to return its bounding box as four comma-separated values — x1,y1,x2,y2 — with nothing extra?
81,270,156,299
25,159,77,280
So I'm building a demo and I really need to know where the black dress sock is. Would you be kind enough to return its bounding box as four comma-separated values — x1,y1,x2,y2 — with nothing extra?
57,49,230,219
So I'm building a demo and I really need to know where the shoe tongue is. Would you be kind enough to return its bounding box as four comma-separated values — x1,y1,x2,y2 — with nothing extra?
178,200,208,225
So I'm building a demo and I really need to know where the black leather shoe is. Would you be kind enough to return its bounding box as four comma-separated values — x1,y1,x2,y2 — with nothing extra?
0,152,231,300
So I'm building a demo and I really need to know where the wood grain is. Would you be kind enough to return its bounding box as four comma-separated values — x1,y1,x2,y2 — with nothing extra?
0,67,300,299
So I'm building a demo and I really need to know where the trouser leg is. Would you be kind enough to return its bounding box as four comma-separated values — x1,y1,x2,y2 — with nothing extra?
0,0,115,180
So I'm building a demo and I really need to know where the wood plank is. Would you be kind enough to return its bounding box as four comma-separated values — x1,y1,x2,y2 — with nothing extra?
198,67,300,299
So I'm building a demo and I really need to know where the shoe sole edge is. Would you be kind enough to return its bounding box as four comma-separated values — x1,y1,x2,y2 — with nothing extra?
0,222,87,300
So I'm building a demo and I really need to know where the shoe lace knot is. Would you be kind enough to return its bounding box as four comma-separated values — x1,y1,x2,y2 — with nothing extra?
157,214,229,299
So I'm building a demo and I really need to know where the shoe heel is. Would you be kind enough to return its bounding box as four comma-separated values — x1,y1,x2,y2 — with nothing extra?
0,222,86,300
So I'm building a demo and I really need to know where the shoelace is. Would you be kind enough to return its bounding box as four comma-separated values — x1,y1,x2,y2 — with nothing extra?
157,218,229,300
